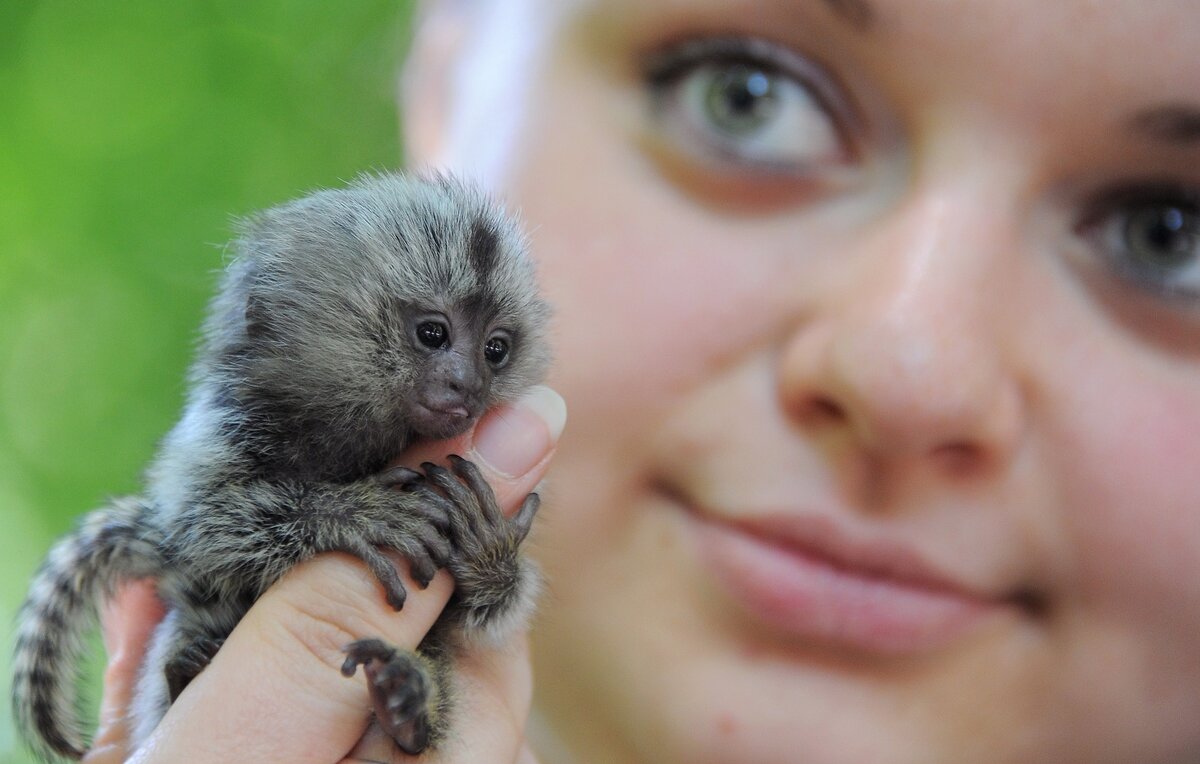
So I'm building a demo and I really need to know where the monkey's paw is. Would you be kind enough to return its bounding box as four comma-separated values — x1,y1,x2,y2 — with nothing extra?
410,455,541,638
342,469,456,612
341,638,435,755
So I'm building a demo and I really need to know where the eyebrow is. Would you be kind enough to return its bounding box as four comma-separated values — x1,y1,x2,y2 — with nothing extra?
1127,104,1200,145
822,0,876,31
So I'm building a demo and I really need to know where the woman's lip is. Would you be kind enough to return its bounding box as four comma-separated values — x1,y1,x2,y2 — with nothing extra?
685,508,1015,655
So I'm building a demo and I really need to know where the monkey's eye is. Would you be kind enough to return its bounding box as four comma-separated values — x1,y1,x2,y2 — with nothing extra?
416,321,449,349
483,336,510,368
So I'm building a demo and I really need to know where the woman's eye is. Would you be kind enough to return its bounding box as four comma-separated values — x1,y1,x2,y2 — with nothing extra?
701,64,783,136
1082,190,1200,299
645,37,849,171
1122,203,1198,272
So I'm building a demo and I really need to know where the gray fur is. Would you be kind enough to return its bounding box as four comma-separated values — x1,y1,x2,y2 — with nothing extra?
11,172,551,761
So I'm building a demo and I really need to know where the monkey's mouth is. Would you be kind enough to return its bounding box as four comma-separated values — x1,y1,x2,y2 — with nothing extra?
410,402,479,440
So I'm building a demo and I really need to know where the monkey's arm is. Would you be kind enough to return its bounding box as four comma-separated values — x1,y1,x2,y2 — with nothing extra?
162,470,453,609
147,469,453,704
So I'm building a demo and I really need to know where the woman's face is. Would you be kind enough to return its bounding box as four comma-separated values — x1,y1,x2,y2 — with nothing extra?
409,1,1200,761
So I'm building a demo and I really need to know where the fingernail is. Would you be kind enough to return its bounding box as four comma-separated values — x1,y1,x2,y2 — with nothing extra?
471,385,566,478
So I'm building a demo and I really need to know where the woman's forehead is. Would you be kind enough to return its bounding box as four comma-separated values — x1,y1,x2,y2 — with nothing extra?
504,0,1200,143
549,0,1199,61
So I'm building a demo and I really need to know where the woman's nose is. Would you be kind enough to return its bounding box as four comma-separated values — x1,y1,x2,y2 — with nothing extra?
777,191,1028,477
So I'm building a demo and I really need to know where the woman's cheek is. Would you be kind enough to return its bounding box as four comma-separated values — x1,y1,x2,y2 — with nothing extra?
530,202,779,407
1063,372,1200,610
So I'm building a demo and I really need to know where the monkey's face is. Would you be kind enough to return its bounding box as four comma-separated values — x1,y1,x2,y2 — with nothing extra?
212,172,550,477
401,304,520,440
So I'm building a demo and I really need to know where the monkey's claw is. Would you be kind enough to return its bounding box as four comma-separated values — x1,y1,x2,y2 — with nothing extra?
341,637,396,677
341,638,433,754
438,454,541,549
375,465,424,489
346,542,410,610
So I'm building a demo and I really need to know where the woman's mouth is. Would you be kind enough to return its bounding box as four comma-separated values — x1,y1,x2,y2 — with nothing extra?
671,492,1022,655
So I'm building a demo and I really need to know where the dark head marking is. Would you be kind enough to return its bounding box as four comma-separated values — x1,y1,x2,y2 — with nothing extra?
467,218,499,288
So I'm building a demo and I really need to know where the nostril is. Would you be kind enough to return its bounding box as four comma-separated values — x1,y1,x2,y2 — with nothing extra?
930,440,985,476
799,396,847,427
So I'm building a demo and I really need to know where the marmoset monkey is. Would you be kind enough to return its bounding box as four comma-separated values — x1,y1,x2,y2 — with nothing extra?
11,172,552,760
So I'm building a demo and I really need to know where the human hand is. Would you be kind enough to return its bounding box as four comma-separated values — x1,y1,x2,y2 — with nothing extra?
81,386,565,764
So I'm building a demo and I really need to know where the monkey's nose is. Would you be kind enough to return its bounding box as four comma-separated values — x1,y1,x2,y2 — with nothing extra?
445,374,482,399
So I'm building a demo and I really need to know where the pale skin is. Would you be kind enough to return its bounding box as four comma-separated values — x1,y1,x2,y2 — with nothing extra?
95,0,1200,762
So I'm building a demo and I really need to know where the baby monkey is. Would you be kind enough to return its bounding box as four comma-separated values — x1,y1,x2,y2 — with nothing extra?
11,172,552,761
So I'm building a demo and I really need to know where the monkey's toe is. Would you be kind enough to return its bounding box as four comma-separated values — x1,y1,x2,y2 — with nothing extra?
408,551,438,589
342,638,396,675
347,543,409,610
342,638,435,754
375,465,424,489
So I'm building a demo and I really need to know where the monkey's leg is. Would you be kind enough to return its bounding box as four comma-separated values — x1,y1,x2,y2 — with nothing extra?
341,638,450,755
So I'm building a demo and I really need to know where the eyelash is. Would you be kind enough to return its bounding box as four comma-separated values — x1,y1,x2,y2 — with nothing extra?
641,36,857,172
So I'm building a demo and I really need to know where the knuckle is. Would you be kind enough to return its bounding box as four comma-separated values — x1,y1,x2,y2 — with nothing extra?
257,552,453,660
264,556,383,667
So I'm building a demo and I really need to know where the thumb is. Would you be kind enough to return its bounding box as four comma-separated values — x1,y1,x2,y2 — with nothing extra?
401,384,567,489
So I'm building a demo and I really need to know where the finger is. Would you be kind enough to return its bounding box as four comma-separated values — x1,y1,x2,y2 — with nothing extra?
127,552,453,764
398,385,567,516
342,389,564,763
83,580,165,764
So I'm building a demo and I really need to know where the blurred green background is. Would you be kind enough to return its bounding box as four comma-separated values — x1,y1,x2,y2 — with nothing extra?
0,2,414,760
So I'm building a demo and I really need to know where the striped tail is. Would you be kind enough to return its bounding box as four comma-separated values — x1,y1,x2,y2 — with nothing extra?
11,496,163,762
